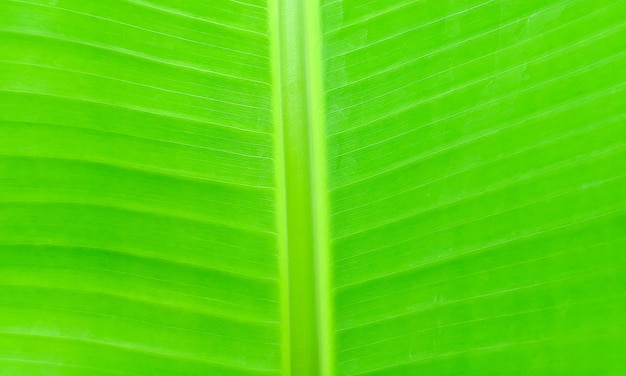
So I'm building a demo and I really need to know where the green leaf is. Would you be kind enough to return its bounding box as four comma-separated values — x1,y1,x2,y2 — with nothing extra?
322,0,626,375
1,0,624,375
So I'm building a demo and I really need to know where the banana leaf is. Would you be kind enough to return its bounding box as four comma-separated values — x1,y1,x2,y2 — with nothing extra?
0,0,624,375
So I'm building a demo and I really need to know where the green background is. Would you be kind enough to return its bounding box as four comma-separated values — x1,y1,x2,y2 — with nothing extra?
0,0,624,374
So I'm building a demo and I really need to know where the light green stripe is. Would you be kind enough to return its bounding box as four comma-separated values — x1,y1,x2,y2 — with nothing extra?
304,0,336,374
267,0,291,373
270,0,332,373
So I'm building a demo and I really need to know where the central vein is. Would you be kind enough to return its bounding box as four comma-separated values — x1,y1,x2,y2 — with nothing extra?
270,0,334,374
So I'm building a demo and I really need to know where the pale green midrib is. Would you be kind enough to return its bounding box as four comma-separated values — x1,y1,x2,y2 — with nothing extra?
268,1,292,374
304,2,335,376
305,3,336,375
269,0,335,374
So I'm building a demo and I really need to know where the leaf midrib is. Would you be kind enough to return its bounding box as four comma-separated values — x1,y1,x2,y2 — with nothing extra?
269,0,334,374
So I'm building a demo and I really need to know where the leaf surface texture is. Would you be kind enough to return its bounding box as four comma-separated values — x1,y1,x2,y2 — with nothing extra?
0,0,624,375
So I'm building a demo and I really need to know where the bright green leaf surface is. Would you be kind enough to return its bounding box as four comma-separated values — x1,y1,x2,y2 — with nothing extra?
0,0,624,375
0,0,282,374
321,0,626,374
